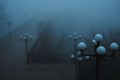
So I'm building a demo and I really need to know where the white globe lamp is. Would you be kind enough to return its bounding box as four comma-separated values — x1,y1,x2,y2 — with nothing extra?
78,42,87,50
94,34,103,42
110,42,119,51
96,46,106,55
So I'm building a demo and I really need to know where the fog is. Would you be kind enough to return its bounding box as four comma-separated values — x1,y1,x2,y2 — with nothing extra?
0,0,119,37
0,1,120,79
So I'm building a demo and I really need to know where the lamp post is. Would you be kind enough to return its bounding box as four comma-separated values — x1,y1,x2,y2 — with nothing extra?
20,33,32,64
69,32,82,58
69,32,82,80
76,34,119,80
70,42,90,80
8,20,13,40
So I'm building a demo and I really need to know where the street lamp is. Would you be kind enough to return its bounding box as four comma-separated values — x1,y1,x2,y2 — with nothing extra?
8,20,13,39
20,33,32,64
69,32,82,57
70,42,90,80
76,34,119,80
69,32,82,80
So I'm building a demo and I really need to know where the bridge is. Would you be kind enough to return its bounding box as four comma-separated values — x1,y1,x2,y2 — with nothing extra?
0,17,120,80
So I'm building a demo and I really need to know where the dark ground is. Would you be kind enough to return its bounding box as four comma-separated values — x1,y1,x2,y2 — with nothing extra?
0,62,120,80
0,64,76,80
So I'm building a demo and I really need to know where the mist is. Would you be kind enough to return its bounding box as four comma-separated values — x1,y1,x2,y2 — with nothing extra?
1,0,119,36
0,0,120,80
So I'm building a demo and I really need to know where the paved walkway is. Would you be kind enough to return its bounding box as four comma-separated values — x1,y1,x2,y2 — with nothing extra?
0,64,76,80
